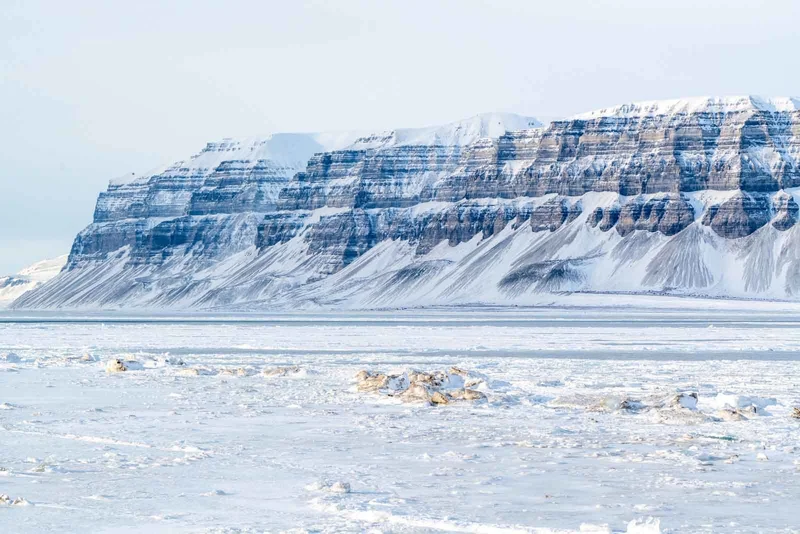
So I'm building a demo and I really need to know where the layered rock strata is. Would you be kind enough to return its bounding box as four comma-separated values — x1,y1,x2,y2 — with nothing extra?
16,98,800,309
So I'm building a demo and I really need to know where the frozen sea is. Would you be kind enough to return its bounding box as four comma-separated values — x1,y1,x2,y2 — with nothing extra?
1,303,800,533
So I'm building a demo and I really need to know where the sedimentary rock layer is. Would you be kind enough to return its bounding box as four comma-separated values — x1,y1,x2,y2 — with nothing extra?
15,98,800,309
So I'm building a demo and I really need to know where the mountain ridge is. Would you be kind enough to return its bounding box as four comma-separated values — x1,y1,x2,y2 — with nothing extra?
572,95,800,119
14,97,800,310
0,255,67,307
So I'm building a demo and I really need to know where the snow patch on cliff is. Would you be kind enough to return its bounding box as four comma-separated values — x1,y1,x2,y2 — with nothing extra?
348,112,542,150
572,96,800,120
109,132,368,186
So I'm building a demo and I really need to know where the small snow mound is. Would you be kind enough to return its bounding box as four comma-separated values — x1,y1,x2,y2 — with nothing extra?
305,480,351,494
716,408,750,422
550,393,646,413
671,392,698,410
626,517,661,534
263,366,312,378
176,366,216,377
219,367,255,377
580,524,612,534
329,481,351,494
105,359,127,373
144,355,185,369
706,393,776,414
0,494,30,507
201,489,229,497
105,358,145,373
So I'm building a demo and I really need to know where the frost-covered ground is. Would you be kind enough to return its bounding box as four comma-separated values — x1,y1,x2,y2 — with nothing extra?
2,305,800,533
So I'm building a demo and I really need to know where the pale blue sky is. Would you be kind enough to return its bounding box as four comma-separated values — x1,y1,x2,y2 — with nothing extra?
2,0,799,273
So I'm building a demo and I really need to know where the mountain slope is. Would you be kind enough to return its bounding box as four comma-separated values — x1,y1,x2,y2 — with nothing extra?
14,99,800,309
0,255,68,307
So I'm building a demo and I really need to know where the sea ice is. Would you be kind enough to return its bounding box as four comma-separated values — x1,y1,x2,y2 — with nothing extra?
1,307,799,532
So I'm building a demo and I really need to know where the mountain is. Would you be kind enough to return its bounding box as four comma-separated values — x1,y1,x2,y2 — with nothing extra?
0,255,68,307
13,99,800,309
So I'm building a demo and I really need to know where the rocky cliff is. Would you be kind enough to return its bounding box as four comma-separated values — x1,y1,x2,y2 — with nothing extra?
15,98,800,309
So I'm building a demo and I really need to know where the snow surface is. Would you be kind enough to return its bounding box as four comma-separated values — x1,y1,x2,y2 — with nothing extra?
0,255,67,308
1,305,800,532
108,132,369,187
347,112,543,150
571,96,800,120
108,112,542,188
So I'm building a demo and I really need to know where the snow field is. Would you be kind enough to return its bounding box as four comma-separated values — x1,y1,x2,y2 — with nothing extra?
1,309,800,532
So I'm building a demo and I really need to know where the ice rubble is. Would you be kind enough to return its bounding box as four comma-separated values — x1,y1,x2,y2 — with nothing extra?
1,352,21,363
547,389,786,426
262,365,314,378
0,493,30,506
104,359,127,373
624,517,661,534
354,367,489,405
99,355,326,381
306,480,352,494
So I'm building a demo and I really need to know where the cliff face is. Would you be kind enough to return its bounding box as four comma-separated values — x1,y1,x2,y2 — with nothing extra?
15,98,800,309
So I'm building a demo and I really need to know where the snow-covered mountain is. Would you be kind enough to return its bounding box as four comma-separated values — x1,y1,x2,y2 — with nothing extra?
348,112,542,150
572,95,800,119
14,99,800,309
0,255,67,307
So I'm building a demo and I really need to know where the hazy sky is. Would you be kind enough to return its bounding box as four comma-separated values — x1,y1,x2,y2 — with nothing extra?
2,0,800,273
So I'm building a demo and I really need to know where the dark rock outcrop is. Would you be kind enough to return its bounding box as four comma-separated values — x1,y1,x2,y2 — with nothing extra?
702,192,771,238
587,205,620,232
615,196,694,237
529,198,582,232
772,192,799,231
